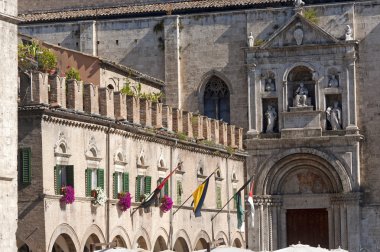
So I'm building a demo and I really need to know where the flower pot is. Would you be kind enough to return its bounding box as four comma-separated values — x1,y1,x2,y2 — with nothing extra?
60,187,67,195
91,190,97,198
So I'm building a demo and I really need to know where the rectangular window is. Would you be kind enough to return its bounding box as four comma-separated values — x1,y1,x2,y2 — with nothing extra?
54,165,74,195
85,168,104,196
216,185,222,209
113,172,129,199
19,148,32,185
135,175,144,202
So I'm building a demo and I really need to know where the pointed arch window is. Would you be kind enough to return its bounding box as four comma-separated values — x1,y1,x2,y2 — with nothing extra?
203,76,230,123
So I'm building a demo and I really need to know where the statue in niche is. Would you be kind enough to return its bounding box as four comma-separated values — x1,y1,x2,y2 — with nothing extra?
328,75,339,87
265,78,276,91
293,23,304,45
248,32,254,48
345,25,353,41
294,83,309,107
265,105,277,133
326,101,342,130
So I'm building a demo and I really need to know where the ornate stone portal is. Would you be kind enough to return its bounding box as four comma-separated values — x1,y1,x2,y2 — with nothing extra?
245,12,361,252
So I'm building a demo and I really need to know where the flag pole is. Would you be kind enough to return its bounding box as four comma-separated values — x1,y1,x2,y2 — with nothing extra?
211,176,254,221
130,161,183,216
173,168,219,216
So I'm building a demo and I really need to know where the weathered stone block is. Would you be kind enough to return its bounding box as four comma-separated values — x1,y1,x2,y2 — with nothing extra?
114,92,127,120
49,75,66,108
83,83,99,114
66,79,83,111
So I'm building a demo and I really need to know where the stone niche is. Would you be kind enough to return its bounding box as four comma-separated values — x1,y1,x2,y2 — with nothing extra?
262,98,279,134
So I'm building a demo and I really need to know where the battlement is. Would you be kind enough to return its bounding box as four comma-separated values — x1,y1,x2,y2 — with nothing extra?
19,71,244,151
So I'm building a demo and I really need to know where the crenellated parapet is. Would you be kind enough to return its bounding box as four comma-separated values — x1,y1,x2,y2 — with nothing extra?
18,71,244,150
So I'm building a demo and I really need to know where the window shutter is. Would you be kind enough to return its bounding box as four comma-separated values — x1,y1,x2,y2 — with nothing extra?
164,181,169,196
177,181,182,205
85,168,92,197
97,169,105,190
113,172,118,199
66,166,74,188
144,176,152,194
233,188,237,209
123,172,129,193
20,148,32,184
54,166,62,195
135,176,141,202
216,186,222,209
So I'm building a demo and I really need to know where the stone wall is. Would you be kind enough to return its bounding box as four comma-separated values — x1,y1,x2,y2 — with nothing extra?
0,0,18,250
17,70,246,251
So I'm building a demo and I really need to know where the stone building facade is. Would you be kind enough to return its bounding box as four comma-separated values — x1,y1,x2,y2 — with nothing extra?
17,70,246,251
0,0,18,250
17,0,380,251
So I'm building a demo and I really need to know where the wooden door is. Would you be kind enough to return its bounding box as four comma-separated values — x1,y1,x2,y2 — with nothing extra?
286,208,329,248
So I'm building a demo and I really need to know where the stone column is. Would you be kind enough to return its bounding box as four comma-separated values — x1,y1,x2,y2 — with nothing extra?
344,47,358,134
247,64,259,137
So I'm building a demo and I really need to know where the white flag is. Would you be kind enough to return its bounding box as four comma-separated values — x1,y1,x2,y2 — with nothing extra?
247,195,255,228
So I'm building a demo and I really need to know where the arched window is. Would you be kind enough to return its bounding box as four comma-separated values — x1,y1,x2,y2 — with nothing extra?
204,76,230,123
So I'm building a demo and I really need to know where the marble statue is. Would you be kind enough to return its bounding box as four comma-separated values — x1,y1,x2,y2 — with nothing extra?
328,75,339,87
295,83,309,107
248,32,254,48
326,101,342,130
294,0,305,8
265,78,276,91
265,105,277,133
345,25,353,41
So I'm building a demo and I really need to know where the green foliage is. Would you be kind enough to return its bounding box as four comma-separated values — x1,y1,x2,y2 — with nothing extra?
120,80,164,102
200,140,216,147
304,8,318,24
37,48,57,72
18,41,57,72
226,146,236,155
65,67,81,81
254,39,265,46
176,132,188,141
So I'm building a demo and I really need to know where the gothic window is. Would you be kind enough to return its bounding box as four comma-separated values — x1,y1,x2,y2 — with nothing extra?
204,76,230,123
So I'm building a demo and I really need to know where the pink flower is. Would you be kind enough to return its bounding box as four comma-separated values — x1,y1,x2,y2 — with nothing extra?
160,195,173,213
60,185,75,204
118,192,131,212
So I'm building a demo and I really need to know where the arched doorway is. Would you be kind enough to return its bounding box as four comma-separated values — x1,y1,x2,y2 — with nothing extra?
83,234,100,252
52,233,77,252
112,235,127,248
253,150,359,251
136,236,148,250
203,76,230,123
233,239,242,248
153,236,167,252
173,237,189,252
194,238,208,250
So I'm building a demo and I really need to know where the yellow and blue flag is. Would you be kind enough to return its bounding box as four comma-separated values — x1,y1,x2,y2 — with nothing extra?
192,177,210,217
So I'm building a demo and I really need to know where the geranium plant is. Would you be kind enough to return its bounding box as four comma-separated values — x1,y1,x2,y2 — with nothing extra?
160,195,173,213
118,192,131,212
60,185,75,204
92,187,107,206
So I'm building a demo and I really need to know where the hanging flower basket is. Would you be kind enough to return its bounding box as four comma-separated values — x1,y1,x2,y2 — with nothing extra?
160,195,173,213
92,187,107,206
60,185,75,204
118,192,132,212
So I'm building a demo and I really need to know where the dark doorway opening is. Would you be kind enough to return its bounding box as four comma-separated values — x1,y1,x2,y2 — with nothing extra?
286,208,329,248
